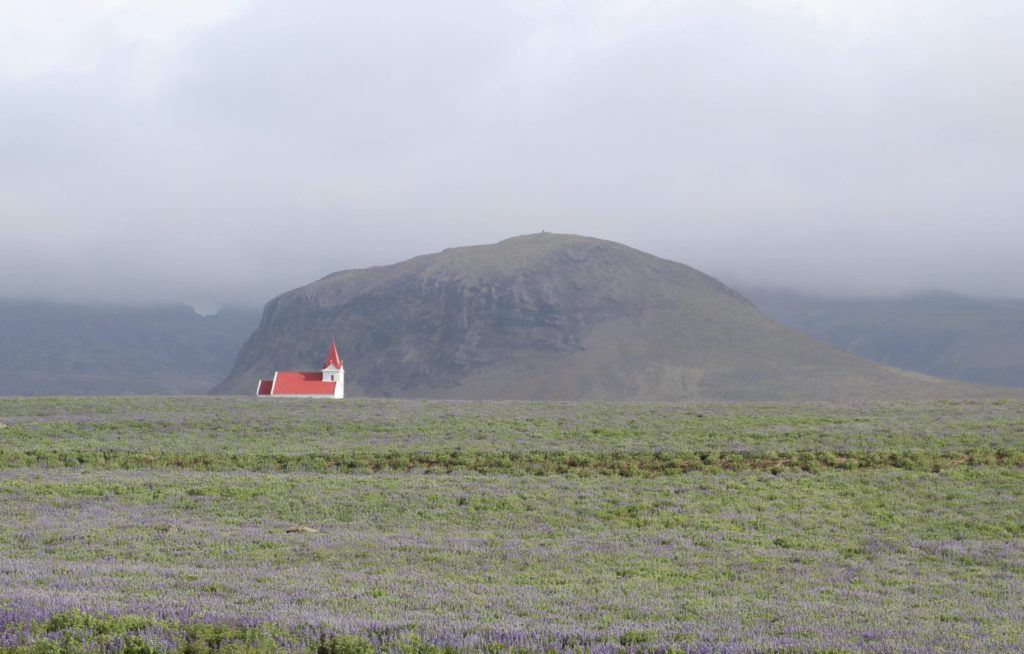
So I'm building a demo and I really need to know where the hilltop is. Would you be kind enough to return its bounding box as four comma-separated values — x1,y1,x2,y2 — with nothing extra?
215,233,1014,400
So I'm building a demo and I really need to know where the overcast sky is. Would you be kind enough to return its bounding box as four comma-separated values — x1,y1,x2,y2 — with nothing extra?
2,0,1022,309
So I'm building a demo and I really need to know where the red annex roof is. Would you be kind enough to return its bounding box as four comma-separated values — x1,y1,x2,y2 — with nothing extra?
323,340,343,370
271,371,337,395
257,379,273,395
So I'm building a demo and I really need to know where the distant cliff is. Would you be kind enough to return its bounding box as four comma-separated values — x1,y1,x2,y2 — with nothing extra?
0,302,259,396
746,288,1024,388
215,233,1014,400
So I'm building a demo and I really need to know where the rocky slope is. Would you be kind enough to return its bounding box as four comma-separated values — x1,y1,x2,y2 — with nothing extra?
215,233,1016,400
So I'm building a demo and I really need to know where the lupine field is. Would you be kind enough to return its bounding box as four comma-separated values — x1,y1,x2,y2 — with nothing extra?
0,398,1022,653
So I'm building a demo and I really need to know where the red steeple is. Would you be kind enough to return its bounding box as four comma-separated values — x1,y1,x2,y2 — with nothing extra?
322,340,343,370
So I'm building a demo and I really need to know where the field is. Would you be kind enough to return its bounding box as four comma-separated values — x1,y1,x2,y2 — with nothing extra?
0,397,1022,653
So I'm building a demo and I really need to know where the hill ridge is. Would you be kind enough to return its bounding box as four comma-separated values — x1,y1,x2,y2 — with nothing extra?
214,233,1018,400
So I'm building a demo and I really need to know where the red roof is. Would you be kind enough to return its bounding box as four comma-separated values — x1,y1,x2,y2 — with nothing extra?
322,340,343,370
257,379,273,395
271,371,337,395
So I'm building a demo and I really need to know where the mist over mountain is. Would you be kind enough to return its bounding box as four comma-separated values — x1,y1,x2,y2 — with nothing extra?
0,301,259,396
746,289,1024,388
215,233,1011,401
6,1,1024,307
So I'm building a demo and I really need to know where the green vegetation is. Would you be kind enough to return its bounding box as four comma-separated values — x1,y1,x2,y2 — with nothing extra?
0,397,1022,653
2,397,1024,474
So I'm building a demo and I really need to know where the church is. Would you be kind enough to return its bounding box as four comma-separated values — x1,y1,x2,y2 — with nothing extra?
256,341,345,398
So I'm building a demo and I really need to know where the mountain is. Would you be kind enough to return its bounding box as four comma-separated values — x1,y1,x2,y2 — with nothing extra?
0,301,260,395
744,288,1024,388
214,233,1018,400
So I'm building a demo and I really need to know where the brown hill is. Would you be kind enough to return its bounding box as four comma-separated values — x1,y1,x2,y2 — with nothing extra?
214,233,1017,400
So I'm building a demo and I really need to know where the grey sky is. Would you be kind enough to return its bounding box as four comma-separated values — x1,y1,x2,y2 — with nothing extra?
2,0,1023,309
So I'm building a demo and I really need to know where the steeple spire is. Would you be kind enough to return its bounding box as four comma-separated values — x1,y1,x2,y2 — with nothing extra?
322,340,343,370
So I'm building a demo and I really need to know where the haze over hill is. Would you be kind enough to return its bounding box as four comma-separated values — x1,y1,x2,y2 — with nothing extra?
215,234,1014,401
5,2,1024,309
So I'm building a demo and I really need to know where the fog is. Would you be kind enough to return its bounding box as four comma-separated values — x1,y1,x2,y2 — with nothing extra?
2,0,1023,308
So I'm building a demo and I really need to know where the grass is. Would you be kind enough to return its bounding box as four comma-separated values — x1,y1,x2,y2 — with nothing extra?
2,397,1023,474
0,397,1022,653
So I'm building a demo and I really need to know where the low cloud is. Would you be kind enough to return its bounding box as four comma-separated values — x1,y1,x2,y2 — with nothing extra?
2,0,1022,305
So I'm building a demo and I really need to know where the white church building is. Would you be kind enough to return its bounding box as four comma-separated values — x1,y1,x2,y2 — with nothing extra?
256,341,345,398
